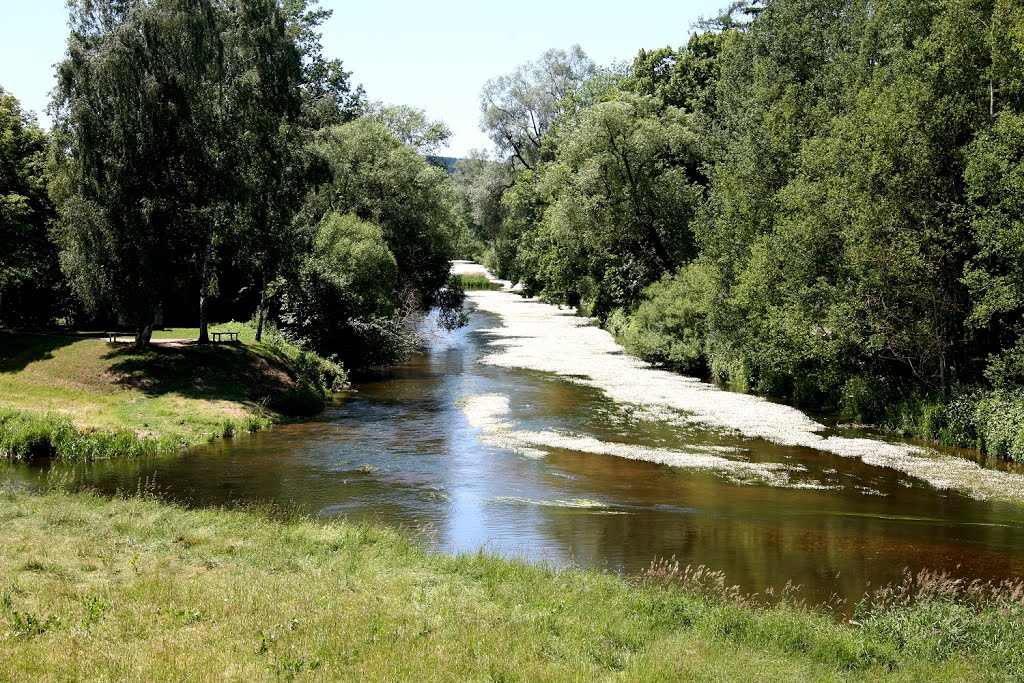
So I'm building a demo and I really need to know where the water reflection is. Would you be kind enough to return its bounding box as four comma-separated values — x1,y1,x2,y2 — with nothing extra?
4,304,1024,610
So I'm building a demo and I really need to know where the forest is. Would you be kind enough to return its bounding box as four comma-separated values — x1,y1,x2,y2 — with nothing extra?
3,0,1024,460
1,0,469,371
454,0,1024,461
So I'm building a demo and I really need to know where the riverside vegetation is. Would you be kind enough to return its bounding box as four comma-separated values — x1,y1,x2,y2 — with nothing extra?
2,484,1023,681
0,321,345,461
453,0,1024,463
3,0,1024,679
1,0,467,454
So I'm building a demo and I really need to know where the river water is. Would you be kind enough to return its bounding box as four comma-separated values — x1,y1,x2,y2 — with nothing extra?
6,290,1024,609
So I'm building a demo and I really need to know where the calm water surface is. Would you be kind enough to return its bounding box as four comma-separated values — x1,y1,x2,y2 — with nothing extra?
6,304,1024,608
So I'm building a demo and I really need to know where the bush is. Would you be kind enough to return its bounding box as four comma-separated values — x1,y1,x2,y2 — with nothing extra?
976,390,1024,462
611,263,717,375
268,350,346,417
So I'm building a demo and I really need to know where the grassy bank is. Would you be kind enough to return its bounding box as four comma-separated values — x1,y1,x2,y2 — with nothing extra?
607,309,1024,464
0,323,345,461
857,389,1024,464
0,485,1021,681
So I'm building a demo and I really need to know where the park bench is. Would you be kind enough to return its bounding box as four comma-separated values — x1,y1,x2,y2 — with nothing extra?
103,331,138,344
211,331,240,343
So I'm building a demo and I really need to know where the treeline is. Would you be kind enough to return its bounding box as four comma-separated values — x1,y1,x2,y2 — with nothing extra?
456,0,1024,460
0,0,468,369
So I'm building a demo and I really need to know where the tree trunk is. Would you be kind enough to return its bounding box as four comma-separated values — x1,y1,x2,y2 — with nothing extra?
939,349,948,399
256,274,267,343
136,317,154,347
198,202,217,344
139,322,154,346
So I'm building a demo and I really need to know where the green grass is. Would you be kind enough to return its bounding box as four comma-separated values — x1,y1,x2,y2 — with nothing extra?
458,273,501,290
0,322,344,460
0,484,1020,681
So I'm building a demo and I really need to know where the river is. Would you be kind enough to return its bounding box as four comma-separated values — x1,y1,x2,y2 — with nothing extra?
5,277,1024,610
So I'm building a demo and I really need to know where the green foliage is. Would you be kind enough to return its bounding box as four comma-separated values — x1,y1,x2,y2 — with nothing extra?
279,212,417,368
477,0,1024,460
840,383,1024,464
367,103,452,154
533,93,705,317
51,0,221,334
268,351,329,416
627,32,725,114
51,0,305,343
284,0,365,129
284,118,467,367
0,408,173,461
480,45,596,171
452,150,509,252
0,87,67,326
305,118,460,310
611,263,717,374
975,390,1024,462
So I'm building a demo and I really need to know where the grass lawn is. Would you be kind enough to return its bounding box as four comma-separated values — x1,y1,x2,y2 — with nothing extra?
0,323,319,456
1,484,1020,682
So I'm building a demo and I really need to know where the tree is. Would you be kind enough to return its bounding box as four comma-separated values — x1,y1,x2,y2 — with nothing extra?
278,212,410,367
368,103,452,154
628,32,725,115
480,45,596,171
453,150,510,248
52,0,304,344
193,0,303,344
52,0,219,344
522,93,706,316
304,118,462,311
284,0,365,129
0,87,65,326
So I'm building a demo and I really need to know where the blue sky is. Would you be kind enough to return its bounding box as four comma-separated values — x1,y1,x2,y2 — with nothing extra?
0,0,722,156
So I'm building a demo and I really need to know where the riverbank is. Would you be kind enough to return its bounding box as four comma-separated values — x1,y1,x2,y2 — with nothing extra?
0,323,345,460
1,484,1020,681
463,287,1024,503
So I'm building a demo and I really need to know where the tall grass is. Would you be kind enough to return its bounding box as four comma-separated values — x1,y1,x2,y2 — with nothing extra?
458,273,500,290
0,486,1019,681
0,407,270,461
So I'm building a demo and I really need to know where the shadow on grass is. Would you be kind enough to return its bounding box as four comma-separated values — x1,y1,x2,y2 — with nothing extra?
0,332,84,374
101,341,296,407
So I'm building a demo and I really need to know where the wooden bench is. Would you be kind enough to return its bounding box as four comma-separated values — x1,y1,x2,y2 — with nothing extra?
211,331,240,343
103,331,138,343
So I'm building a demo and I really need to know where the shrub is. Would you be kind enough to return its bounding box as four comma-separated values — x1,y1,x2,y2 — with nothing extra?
612,263,717,375
975,390,1024,462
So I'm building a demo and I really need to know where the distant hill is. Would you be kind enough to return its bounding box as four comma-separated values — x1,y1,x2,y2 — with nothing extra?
426,155,459,174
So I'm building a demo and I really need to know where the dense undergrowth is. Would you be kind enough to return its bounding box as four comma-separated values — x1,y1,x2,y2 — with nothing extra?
608,292,1024,463
872,389,1024,463
453,1,1024,468
1,485,1022,681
